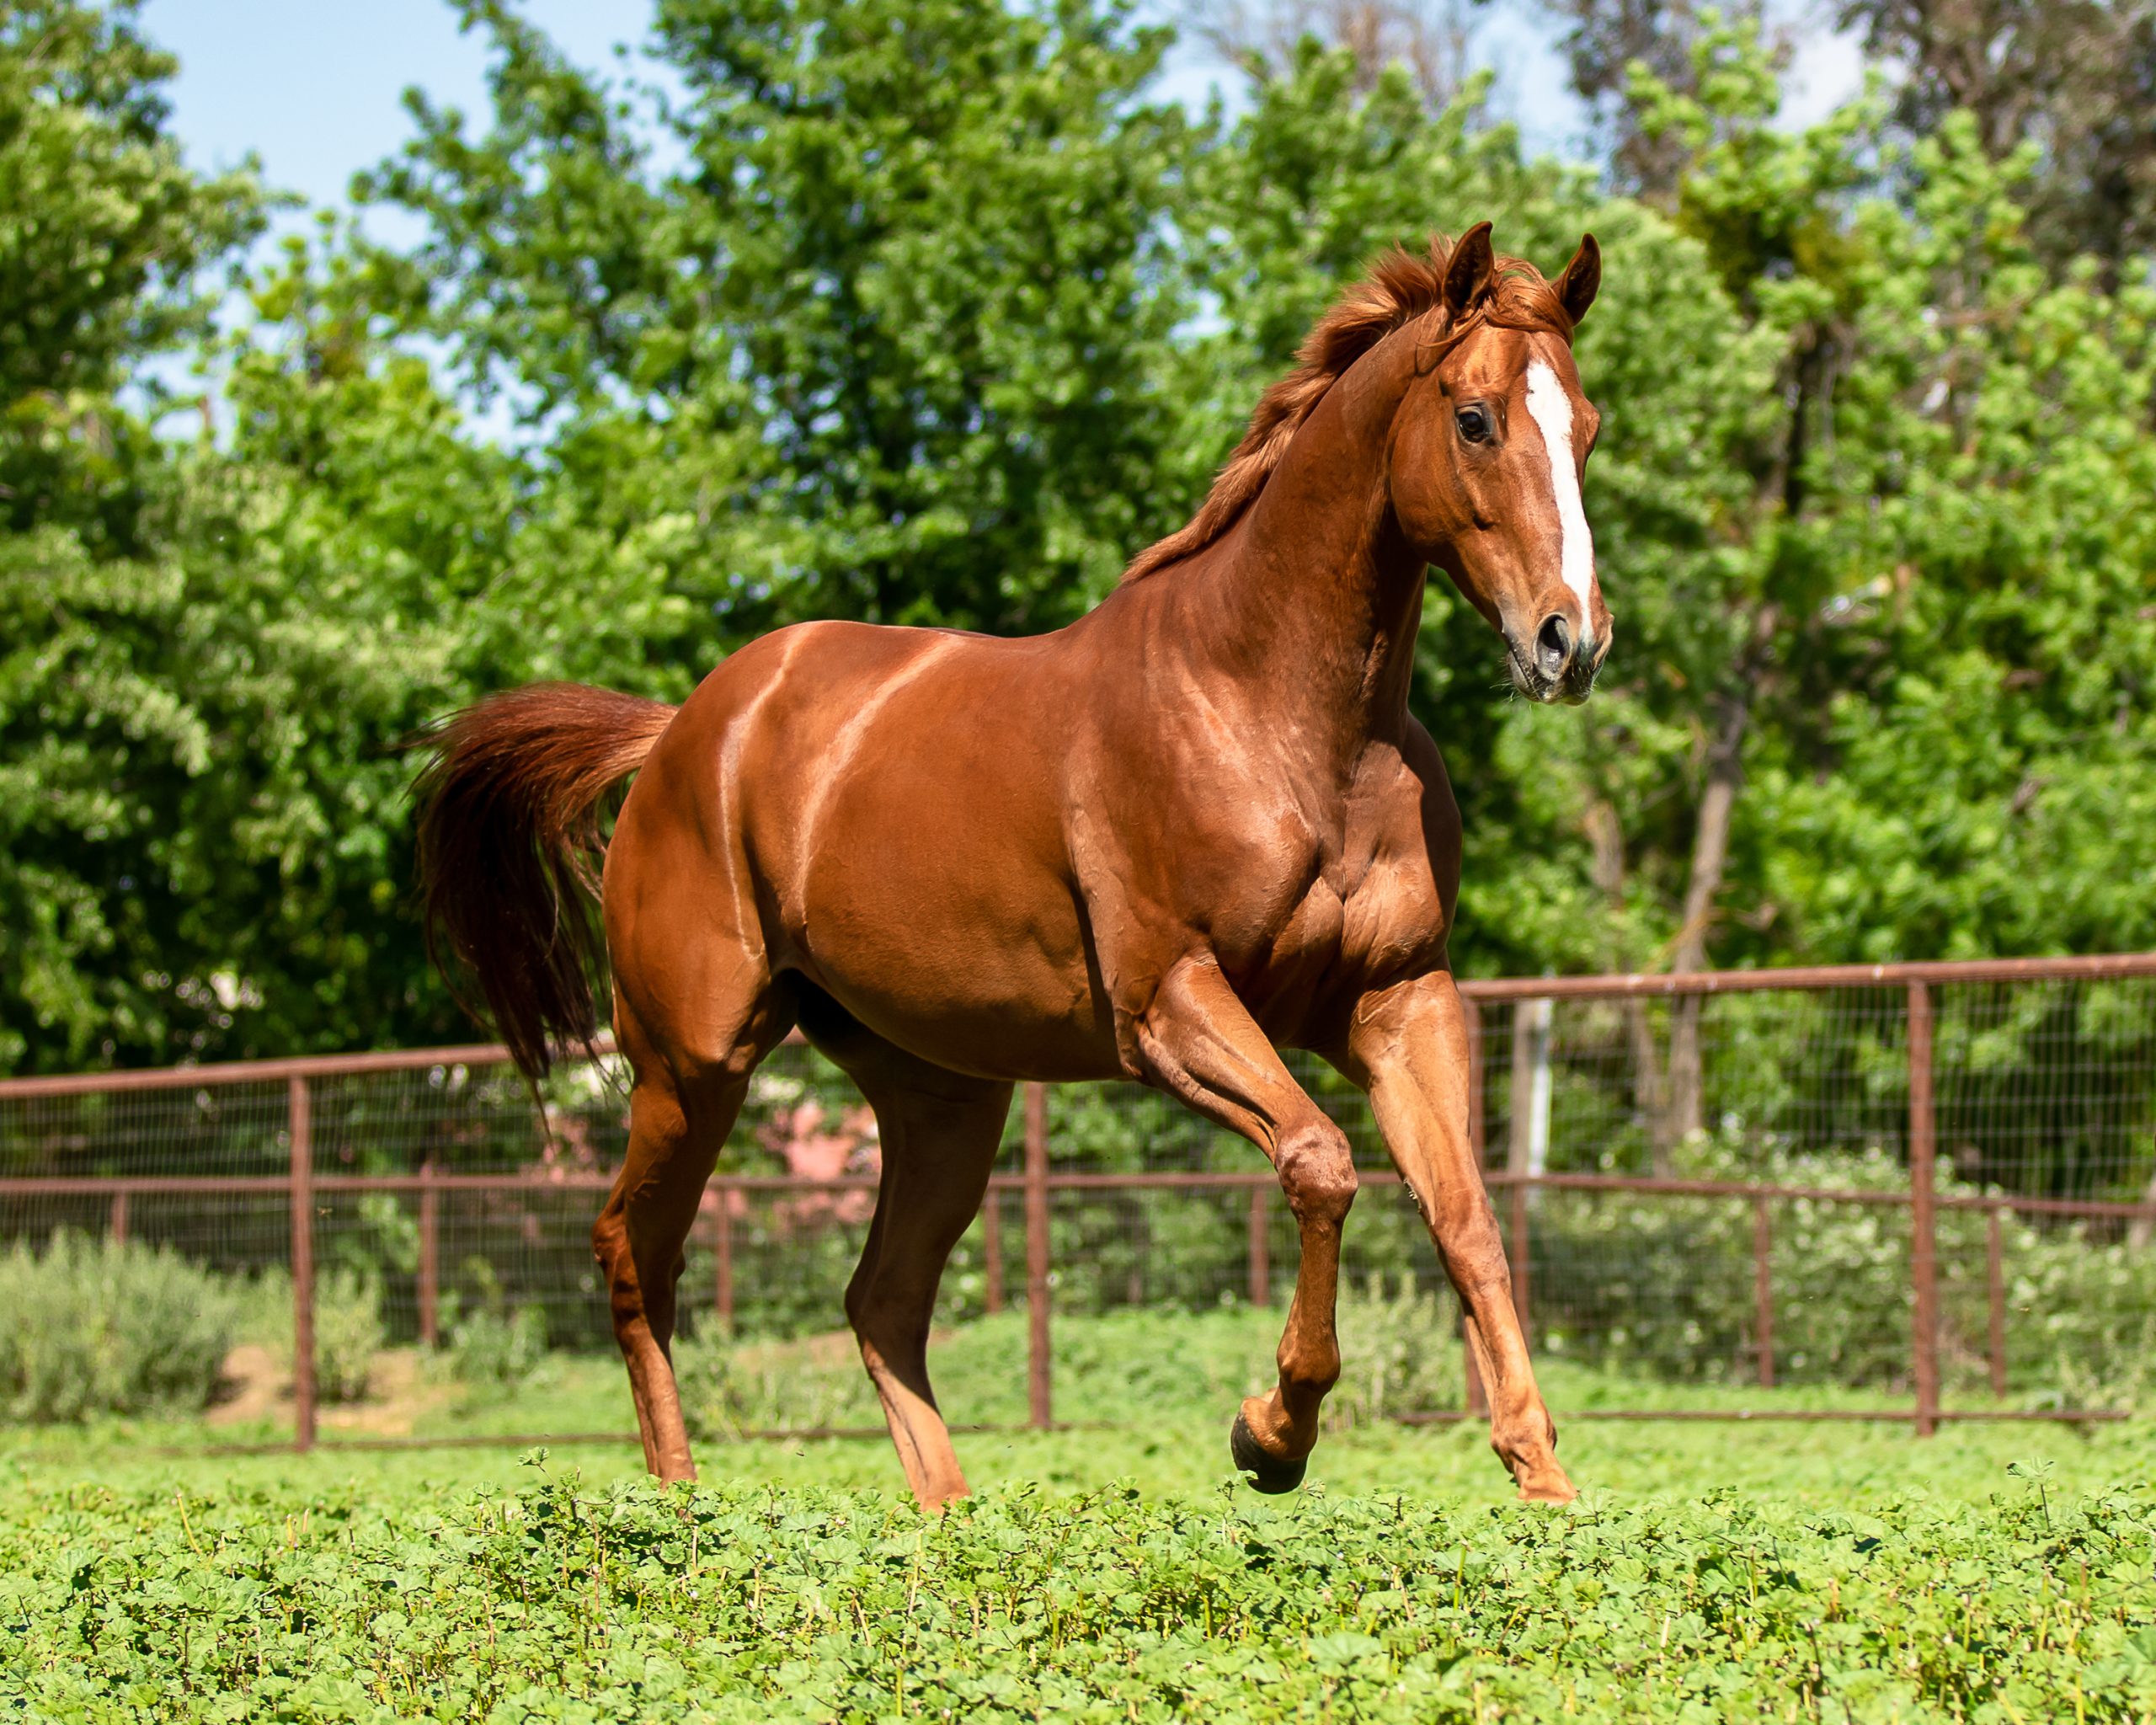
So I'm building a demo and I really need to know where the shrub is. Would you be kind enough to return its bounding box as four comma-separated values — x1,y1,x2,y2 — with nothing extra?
1326,1273,1463,1429
675,1335,871,1438
444,1305,550,1388
0,1231,237,1421
312,1268,385,1402
235,1265,384,1403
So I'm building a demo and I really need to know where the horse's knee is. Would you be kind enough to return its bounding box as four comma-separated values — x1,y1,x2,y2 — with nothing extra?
1276,1119,1357,1225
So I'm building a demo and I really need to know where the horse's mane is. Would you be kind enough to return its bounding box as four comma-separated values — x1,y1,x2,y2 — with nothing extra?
1121,234,1577,585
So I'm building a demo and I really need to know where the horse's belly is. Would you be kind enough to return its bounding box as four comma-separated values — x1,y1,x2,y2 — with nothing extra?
747,645,1114,1081
788,855,1117,1082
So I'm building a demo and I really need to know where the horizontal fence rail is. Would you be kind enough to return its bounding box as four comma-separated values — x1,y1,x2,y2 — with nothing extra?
4,952,2154,1453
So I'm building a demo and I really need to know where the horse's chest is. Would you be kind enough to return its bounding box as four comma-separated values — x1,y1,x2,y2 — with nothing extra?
1268,858,1445,976
1266,878,1350,971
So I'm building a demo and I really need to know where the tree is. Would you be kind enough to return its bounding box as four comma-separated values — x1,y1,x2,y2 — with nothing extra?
1182,0,1482,109
366,0,1200,638
0,0,264,1070
1538,0,1785,195
1838,0,2156,274
8,0,2156,1087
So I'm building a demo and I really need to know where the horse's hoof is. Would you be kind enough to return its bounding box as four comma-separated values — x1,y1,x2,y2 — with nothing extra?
1230,1411,1307,1494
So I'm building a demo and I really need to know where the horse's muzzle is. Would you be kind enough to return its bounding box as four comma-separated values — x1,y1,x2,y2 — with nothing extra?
1508,622,1607,706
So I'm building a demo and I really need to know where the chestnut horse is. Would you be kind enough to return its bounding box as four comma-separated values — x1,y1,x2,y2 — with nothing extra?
414,222,1609,1507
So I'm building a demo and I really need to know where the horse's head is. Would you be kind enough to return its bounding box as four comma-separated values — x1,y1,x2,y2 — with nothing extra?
1387,223,1609,705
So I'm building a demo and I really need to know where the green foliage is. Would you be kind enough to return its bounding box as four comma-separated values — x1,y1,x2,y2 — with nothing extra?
312,1267,386,1402
0,0,262,544
237,1263,386,1404
5,0,2156,1086
6,1459,2156,1719
366,0,1197,636
0,1231,235,1420
1326,1273,1465,1428
443,1303,552,1389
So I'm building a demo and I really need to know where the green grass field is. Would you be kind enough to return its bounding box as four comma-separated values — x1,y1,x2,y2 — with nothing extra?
5,1312,2156,1720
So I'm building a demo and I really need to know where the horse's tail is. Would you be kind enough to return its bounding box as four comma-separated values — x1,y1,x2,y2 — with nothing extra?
410,682,679,1081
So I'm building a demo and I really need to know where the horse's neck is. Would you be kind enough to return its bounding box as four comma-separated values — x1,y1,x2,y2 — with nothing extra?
1181,335,1427,747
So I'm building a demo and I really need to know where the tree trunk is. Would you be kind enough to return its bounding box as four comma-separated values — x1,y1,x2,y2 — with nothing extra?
1508,996,1553,1191
1664,693,1749,1146
1586,798,1675,1175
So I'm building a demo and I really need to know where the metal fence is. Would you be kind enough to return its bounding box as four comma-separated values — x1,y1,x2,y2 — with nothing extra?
3,953,2154,1450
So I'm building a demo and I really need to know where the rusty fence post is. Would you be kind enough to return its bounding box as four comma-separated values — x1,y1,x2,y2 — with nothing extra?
1247,1183,1271,1307
983,1183,1004,1315
416,1159,440,1348
714,1184,735,1332
1024,1081,1052,1429
289,1075,317,1454
108,1186,128,1246
1753,1195,1774,1388
1908,981,1940,1437
1988,1204,2007,1400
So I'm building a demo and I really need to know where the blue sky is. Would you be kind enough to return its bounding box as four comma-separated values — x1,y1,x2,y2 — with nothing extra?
143,0,1614,231
146,0,665,248
145,1,1862,239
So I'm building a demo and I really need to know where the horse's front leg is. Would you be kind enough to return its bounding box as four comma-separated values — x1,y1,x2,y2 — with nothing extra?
1132,954,1357,1492
1345,970,1575,1502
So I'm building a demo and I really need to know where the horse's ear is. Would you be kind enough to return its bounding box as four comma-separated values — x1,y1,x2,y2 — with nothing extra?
1556,232,1600,328
1443,222,1496,318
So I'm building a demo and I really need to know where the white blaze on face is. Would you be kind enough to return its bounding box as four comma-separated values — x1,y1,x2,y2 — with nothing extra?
1524,358,1595,633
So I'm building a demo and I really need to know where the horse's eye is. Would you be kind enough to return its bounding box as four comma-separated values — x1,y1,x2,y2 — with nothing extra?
1457,404,1492,444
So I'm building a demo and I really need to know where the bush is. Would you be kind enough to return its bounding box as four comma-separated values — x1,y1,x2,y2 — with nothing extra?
0,1231,237,1421
1515,1131,2156,1404
674,1335,872,1438
1326,1273,1464,1429
235,1265,384,1403
444,1305,550,1389
312,1268,385,1402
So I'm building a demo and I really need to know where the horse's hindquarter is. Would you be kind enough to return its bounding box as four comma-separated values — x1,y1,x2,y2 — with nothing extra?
657,620,1115,1079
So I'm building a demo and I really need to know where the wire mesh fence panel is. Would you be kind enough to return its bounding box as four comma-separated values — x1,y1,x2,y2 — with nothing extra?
3,957,2154,1445
1476,986,1916,1182
0,1082,293,1277
1932,977,2156,1203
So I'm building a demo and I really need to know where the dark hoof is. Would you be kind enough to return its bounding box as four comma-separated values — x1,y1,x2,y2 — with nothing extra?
1230,1411,1307,1494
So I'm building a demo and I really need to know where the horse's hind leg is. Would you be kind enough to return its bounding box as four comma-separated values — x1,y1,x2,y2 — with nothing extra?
813,1013,1011,1509
594,991,788,1482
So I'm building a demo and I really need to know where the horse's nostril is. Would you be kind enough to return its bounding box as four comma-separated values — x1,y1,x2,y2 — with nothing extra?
1536,614,1572,676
